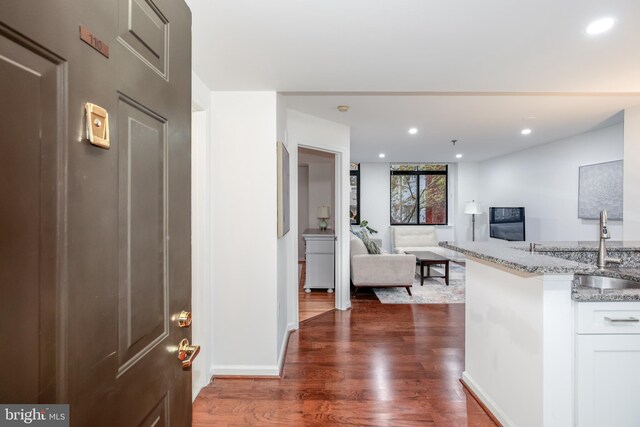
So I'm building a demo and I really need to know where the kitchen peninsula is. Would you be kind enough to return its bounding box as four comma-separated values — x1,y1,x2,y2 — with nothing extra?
440,240,640,427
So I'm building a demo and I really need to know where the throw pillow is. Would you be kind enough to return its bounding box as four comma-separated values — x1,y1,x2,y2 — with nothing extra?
355,230,381,255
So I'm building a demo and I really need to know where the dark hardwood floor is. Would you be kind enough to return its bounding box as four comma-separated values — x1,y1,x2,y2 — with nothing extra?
193,300,496,426
298,261,335,323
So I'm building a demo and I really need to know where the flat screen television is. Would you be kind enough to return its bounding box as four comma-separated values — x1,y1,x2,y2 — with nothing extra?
489,207,526,241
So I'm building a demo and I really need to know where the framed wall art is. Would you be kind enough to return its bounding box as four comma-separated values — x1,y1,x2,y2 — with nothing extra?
277,141,290,237
578,160,623,220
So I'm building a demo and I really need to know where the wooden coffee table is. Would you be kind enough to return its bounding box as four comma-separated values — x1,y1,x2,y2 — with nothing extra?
406,251,450,286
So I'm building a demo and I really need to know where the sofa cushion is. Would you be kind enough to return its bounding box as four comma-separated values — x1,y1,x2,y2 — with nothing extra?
350,233,369,256
371,238,387,253
354,230,381,255
392,226,438,250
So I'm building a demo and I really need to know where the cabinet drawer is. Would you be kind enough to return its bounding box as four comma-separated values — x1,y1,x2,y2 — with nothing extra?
305,239,334,254
576,302,640,334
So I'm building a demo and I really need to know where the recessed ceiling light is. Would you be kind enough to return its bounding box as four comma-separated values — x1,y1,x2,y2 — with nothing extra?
456,154,463,159
408,128,418,135
337,105,350,112
521,128,532,135
378,153,386,158
586,17,615,35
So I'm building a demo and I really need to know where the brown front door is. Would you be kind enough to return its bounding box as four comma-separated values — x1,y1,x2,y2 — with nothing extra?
0,0,193,425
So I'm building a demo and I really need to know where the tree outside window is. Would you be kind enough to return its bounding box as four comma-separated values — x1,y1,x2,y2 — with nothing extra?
390,164,447,225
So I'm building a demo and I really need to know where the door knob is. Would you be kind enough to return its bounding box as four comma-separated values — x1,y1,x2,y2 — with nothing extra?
177,339,200,368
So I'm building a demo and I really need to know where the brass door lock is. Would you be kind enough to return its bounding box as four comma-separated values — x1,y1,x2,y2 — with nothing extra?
177,339,200,368
178,311,192,328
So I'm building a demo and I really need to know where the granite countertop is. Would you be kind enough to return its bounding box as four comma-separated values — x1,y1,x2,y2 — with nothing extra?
439,240,640,302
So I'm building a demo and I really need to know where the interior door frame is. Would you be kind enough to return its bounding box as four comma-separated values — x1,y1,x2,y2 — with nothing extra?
0,22,69,403
190,108,211,400
291,142,350,329
190,73,215,399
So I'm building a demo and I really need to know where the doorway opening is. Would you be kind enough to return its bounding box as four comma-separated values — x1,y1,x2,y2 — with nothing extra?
297,147,336,322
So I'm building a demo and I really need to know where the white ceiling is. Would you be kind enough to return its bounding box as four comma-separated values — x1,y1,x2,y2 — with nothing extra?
286,94,639,162
186,0,640,161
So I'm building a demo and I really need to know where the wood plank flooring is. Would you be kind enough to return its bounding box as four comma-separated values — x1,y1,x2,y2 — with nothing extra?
193,300,496,426
298,261,335,323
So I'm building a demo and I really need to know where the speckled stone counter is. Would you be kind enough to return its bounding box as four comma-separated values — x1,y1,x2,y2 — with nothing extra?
439,240,640,302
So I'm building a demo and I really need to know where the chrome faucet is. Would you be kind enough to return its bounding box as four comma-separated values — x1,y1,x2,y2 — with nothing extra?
597,209,622,270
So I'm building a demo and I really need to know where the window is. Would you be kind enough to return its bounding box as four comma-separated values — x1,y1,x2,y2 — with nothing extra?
390,164,448,225
350,162,360,224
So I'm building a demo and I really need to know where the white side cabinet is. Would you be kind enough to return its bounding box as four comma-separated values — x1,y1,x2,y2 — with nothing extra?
575,302,640,427
302,228,335,293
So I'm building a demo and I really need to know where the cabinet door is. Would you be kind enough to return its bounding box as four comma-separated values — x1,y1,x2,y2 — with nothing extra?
576,334,640,427
306,254,334,289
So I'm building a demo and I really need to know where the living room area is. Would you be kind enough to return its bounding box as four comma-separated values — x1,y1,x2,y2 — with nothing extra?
194,95,640,423
187,1,640,425
194,103,640,425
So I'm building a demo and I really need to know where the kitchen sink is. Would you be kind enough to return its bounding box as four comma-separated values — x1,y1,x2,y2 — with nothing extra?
573,274,640,291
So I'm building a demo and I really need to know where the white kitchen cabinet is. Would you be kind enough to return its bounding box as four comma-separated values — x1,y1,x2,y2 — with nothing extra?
575,302,640,427
302,228,335,292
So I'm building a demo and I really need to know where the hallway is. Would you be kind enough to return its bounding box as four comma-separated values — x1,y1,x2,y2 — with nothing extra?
193,300,496,426
298,261,336,323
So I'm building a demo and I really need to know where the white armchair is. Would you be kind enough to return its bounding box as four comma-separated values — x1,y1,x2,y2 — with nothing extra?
350,234,416,296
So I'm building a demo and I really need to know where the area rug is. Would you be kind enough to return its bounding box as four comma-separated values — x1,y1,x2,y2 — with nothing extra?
373,264,465,304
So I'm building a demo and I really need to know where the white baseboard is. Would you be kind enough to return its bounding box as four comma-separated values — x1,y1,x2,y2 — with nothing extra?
462,371,515,427
277,327,296,375
211,365,280,376
212,326,298,378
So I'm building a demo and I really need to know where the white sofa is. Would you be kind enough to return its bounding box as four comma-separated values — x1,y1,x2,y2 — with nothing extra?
391,226,464,261
350,233,416,296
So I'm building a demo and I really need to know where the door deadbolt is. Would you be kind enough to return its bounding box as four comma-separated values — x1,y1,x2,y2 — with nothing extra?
178,311,192,328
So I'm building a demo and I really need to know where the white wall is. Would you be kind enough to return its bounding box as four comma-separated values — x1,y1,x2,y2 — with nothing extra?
624,106,640,240
454,162,484,242
358,124,625,245
210,91,282,375
358,162,456,252
297,166,309,260
191,72,214,399
275,93,293,373
308,163,335,229
476,124,624,242
287,110,351,313
360,163,391,250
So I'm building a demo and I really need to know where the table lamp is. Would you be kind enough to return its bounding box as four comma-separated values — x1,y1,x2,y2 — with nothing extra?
317,206,330,231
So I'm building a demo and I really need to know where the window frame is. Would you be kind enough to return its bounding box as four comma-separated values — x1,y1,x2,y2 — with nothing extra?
350,167,361,225
389,165,448,226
